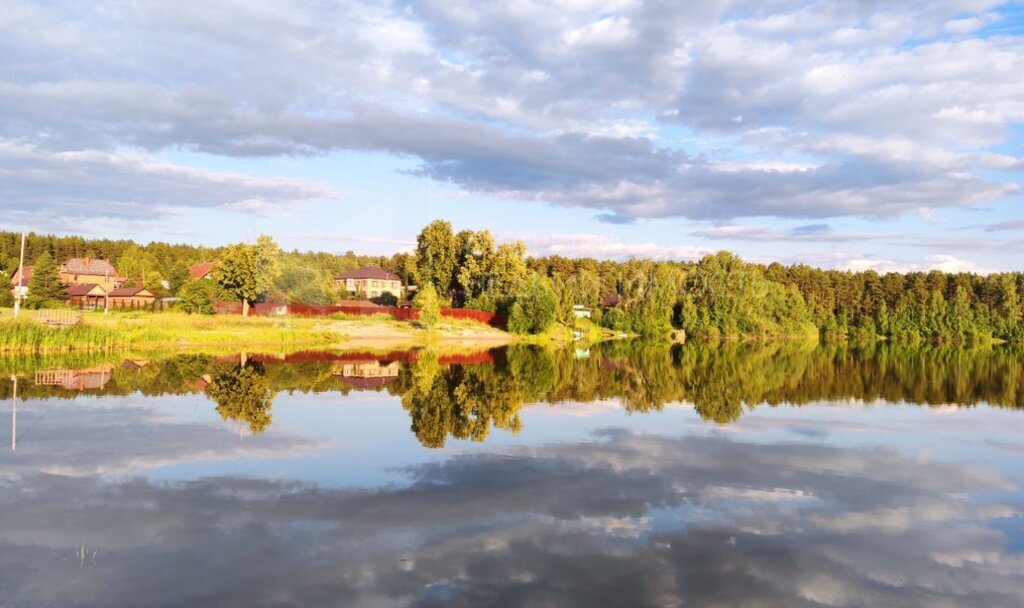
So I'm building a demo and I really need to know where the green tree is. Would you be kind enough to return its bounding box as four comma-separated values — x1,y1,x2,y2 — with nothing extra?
178,279,216,314
167,263,191,296
28,251,65,302
415,283,442,329
508,273,557,335
414,220,458,300
213,236,281,316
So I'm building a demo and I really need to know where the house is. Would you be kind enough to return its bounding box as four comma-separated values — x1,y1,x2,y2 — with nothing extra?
65,283,107,308
334,267,405,299
189,261,216,280
108,286,156,308
573,304,592,319
9,266,31,289
60,258,124,291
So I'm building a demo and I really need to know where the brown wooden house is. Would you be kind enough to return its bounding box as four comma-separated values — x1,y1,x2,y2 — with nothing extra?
108,286,156,308
66,283,106,308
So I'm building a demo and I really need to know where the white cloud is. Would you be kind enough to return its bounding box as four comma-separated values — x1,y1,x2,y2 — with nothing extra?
512,232,710,261
0,0,1022,226
0,139,337,230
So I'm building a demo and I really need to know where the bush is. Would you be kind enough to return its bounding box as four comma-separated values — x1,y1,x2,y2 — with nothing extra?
414,283,441,329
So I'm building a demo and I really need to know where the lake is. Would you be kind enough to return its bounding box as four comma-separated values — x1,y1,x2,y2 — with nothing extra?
1,342,1023,607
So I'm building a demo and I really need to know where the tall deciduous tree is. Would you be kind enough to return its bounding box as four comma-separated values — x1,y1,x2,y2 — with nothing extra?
213,236,281,316
415,220,458,300
508,273,557,335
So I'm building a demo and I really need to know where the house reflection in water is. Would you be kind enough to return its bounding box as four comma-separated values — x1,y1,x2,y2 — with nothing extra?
333,359,401,390
34,365,113,391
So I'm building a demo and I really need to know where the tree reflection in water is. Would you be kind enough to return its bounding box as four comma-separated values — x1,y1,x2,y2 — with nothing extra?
205,359,274,434
2,341,1022,444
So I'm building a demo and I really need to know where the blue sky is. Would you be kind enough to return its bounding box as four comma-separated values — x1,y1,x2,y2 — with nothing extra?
1,0,1023,271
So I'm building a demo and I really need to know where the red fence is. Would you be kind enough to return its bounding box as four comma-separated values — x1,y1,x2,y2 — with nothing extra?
244,349,500,366
212,301,506,328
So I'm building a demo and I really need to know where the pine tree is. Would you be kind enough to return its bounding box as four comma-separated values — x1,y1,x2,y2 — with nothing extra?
28,251,65,302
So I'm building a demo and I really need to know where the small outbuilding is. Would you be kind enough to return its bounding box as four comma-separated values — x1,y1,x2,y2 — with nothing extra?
66,283,106,309
108,286,156,308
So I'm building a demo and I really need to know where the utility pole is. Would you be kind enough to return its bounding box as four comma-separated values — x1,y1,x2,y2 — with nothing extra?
13,232,26,317
11,374,17,452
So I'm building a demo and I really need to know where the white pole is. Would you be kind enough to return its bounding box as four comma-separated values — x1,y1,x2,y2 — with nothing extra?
13,232,25,317
11,374,17,452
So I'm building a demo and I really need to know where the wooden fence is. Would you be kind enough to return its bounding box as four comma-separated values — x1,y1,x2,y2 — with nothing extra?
37,309,83,326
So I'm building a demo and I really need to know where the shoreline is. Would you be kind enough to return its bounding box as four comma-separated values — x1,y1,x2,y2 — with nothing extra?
0,310,519,354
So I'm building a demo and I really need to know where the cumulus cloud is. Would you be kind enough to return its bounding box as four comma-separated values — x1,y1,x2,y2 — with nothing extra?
0,0,1021,224
838,254,996,274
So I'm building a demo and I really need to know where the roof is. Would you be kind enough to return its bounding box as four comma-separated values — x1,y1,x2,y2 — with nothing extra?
61,258,119,277
10,266,32,287
189,261,216,279
66,283,105,296
338,267,401,281
601,294,623,307
109,286,154,297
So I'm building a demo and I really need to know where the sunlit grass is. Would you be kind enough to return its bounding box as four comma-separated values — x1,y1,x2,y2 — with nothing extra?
0,308,512,354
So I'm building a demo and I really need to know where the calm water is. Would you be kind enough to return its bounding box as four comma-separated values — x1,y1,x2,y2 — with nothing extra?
1,342,1023,607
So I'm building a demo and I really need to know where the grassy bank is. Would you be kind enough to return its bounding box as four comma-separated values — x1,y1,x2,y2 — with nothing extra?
0,310,514,354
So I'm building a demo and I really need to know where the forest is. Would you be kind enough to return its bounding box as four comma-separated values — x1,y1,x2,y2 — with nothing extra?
2,221,1023,342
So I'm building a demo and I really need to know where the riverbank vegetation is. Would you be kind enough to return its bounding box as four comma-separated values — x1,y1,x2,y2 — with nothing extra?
0,311,513,354
3,222,1022,342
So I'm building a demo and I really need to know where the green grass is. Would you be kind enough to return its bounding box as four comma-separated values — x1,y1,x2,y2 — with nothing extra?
0,309,516,354
0,310,340,353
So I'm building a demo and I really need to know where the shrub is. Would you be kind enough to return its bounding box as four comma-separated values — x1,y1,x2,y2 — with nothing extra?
414,283,441,329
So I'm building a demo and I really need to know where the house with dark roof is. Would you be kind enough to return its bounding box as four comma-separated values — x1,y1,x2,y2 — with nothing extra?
65,283,107,308
189,261,217,280
108,286,156,308
334,267,406,299
59,258,124,291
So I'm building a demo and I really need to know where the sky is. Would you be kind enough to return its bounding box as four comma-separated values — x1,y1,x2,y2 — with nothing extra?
1,0,1023,272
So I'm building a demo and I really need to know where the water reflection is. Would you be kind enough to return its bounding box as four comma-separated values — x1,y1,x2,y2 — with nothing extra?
0,430,1021,607
2,341,1024,445
1,343,1023,606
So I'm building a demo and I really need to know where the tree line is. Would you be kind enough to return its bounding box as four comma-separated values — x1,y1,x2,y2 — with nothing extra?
3,222,1022,340
3,341,1023,444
